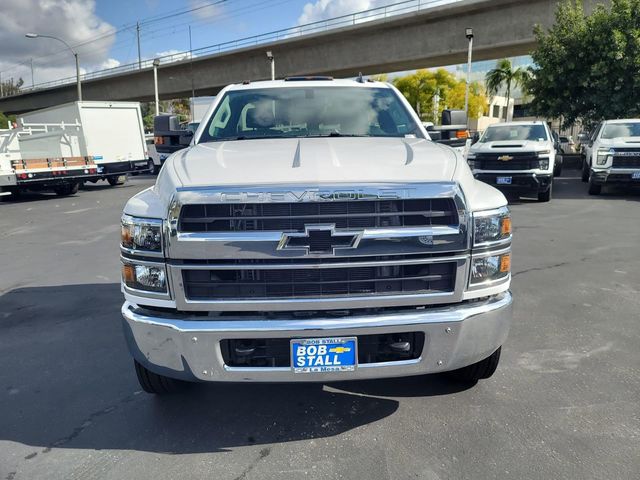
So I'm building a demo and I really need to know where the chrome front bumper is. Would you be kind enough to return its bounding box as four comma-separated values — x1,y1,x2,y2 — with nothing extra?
121,291,512,382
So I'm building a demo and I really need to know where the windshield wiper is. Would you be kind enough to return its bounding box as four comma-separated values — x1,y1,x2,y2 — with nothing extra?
308,133,369,138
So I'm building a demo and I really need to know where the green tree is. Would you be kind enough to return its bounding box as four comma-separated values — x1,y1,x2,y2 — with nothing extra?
0,112,17,129
485,59,530,119
528,0,640,127
393,69,487,123
1,78,25,97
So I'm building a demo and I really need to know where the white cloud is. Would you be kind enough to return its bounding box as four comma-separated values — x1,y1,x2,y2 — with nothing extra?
155,49,190,62
0,0,116,86
99,58,121,70
188,0,223,20
297,0,390,24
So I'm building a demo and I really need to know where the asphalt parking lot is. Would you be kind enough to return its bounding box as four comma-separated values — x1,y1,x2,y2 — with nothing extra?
1,171,638,480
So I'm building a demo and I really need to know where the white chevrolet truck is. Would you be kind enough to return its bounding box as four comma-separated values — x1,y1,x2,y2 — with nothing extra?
120,78,513,394
466,121,559,202
581,119,640,195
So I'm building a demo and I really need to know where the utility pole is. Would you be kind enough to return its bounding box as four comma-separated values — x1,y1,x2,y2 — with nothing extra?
189,25,195,121
30,58,34,87
137,22,142,70
0,71,3,97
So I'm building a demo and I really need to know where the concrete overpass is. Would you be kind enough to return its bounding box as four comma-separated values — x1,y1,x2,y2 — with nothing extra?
0,0,608,114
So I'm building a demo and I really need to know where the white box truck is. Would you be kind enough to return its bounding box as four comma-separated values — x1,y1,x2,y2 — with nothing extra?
19,101,148,186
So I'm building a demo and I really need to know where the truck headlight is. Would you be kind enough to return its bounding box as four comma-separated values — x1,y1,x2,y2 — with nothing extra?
539,158,549,170
596,149,613,165
473,207,511,246
121,214,163,252
470,252,511,285
122,262,167,293
466,153,476,169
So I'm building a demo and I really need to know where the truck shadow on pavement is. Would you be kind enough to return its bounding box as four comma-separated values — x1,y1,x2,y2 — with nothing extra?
0,283,472,455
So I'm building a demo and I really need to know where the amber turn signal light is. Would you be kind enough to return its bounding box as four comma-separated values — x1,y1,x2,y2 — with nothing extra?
500,254,511,273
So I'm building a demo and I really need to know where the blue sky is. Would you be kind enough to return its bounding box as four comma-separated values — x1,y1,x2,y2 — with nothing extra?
93,0,317,66
1,0,529,88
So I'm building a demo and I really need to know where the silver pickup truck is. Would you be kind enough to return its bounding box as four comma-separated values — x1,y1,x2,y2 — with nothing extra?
120,78,513,394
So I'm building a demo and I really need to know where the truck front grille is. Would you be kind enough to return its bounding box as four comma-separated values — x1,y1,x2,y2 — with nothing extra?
178,199,458,232
612,153,640,168
182,261,456,300
476,153,540,170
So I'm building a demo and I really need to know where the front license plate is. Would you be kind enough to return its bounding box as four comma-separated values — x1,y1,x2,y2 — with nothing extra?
496,176,512,185
632,172,640,180
291,337,357,373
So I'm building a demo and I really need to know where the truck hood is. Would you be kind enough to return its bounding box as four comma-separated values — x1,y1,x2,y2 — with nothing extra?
598,137,640,147
470,140,551,153
170,137,457,187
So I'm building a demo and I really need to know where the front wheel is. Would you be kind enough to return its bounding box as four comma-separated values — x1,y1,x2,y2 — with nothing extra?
581,158,590,182
147,159,157,175
554,156,563,177
448,347,501,383
134,360,187,395
588,178,602,195
538,182,552,202
107,174,127,186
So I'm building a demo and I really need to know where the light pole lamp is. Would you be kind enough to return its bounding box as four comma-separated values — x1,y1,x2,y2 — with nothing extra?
153,58,161,116
25,33,82,101
464,27,474,121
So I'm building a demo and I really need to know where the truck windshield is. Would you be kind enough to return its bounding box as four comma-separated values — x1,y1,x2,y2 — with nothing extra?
601,122,640,139
480,124,548,143
198,86,421,142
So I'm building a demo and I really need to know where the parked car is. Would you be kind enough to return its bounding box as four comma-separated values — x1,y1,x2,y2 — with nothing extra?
581,119,640,194
559,136,576,154
466,121,559,202
119,78,513,394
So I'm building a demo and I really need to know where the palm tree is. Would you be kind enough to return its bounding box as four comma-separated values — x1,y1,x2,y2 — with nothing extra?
485,59,530,120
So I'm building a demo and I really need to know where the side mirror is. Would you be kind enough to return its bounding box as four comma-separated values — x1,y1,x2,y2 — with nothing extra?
428,131,442,141
472,132,480,145
554,141,561,151
179,131,193,146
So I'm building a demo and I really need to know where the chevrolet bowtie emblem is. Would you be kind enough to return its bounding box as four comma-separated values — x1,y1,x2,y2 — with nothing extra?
497,155,514,161
278,224,363,255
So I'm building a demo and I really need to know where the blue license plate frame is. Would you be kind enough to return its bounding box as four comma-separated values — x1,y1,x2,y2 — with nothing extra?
291,337,357,373
496,176,513,185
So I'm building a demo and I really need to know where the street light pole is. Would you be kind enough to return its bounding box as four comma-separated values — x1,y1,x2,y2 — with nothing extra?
464,27,474,121
153,58,160,116
266,51,275,81
26,33,82,101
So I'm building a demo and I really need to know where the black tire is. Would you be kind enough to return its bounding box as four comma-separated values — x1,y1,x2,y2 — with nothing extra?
134,360,186,394
107,174,127,186
147,159,156,175
1,186,20,201
538,182,552,202
581,158,589,182
554,155,563,177
448,347,501,383
588,178,602,195
53,182,80,196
